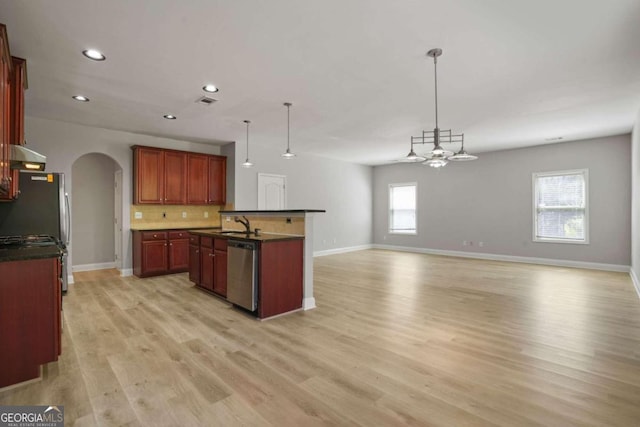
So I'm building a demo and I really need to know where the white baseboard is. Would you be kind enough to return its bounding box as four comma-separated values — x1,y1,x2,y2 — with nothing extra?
314,244,374,257
119,268,133,277
631,268,640,299
72,262,116,273
302,297,316,310
372,244,630,273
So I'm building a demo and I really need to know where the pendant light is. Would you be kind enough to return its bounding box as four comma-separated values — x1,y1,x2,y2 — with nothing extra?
398,139,426,162
400,48,478,166
242,120,254,168
448,134,478,161
281,102,296,159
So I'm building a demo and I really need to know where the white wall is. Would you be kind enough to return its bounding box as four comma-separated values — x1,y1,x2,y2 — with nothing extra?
233,143,373,252
24,116,222,273
631,109,640,290
373,134,631,267
71,153,117,267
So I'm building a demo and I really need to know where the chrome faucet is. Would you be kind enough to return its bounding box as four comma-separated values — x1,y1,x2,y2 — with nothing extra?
234,215,251,234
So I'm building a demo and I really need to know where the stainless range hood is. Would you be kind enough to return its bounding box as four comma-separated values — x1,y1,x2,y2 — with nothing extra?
10,145,46,171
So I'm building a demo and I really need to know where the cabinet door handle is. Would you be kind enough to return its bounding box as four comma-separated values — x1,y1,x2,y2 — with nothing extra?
153,234,157,238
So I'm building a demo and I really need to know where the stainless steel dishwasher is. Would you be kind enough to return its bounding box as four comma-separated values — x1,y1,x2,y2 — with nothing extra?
226,240,258,311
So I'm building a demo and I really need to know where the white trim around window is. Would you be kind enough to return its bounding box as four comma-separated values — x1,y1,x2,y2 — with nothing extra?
389,182,417,235
532,169,589,244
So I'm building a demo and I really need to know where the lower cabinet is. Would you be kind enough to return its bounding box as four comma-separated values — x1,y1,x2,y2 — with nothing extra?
188,234,200,284
189,233,227,297
258,239,303,318
0,256,61,388
133,230,190,277
188,233,303,318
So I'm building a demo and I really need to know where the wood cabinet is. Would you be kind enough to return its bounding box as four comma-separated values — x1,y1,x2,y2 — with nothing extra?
258,239,304,318
0,25,11,198
188,234,200,284
133,147,164,204
0,255,61,388
190,233,228,297
9,56,25,147
168,230,189,272
208,155,226,205
187,153,208,204
133,230,191,277
163,150,187,204
133,145,225,205
199,237,214,291
213,239,228,296
133,147,187,205
188,232,303,317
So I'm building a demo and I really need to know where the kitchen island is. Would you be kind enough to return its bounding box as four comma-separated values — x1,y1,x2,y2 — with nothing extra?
189,229,304,319
219,209,325,311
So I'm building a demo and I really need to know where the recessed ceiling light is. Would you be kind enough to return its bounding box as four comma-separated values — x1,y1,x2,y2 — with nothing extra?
82,49,106,61
72,95,90,102
202,84,219,93
163,114,177,120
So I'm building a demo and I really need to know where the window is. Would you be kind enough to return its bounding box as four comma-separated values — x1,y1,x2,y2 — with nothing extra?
533,169,588,244
389,183,417,234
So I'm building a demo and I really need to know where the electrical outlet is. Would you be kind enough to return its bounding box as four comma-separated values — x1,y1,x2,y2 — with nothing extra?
478,241,484,247
463,240,468,246
226,216,231,222
182,212,187,218
204,212,208,218
286,217,292,224
134,212,142,219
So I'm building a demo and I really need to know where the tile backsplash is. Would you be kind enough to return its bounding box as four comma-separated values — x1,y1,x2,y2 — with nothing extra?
130,205,227,230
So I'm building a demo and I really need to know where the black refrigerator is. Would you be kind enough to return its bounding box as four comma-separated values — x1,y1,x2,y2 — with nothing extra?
0,171,70,291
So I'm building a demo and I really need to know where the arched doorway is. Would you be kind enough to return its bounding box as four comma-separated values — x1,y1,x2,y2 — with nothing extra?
71,153,122,273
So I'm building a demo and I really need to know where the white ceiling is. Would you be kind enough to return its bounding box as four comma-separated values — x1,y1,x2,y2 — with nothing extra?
1,0,639,165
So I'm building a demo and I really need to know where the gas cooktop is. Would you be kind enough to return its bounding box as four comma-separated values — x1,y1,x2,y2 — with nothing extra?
0,234,62,248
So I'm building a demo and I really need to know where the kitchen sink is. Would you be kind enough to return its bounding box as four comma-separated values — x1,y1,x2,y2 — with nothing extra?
218,230,252,235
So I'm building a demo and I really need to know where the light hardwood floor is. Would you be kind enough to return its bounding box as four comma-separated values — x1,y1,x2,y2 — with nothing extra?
2,249,640,426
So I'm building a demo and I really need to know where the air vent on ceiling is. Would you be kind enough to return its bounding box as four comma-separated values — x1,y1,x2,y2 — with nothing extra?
196,96,218,106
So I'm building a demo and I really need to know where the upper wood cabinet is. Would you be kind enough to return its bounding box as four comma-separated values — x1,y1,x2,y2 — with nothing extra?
133,146,164,204
208,155,226,205
134,145,226,205
163,150,187,204
187,153,208,204
10,56,26,146
0,25,11,198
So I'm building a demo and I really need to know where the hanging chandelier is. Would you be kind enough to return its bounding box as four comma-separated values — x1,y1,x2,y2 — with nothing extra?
400,48,477,168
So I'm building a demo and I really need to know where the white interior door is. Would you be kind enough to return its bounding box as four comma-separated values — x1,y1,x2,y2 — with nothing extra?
114,170,123,270
258,173,286,210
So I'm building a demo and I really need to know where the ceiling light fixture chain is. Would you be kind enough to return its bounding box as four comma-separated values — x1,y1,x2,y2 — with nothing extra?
282,102,296,159
399,48,477,166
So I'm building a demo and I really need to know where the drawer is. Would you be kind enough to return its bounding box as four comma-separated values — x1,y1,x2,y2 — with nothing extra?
141,231,167,241
200,236,213,248
214,239,227,251
189,234,200,245
169,231,189,240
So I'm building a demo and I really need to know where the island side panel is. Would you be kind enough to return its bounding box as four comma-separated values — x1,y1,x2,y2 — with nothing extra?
259,239,303,318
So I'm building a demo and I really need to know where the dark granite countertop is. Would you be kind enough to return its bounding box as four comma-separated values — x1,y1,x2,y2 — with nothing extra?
0,246,64,263
189,229,303,243
132,226,222,232
219,210,325,215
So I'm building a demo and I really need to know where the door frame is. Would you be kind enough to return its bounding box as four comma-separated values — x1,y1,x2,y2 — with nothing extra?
114,169,123,271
